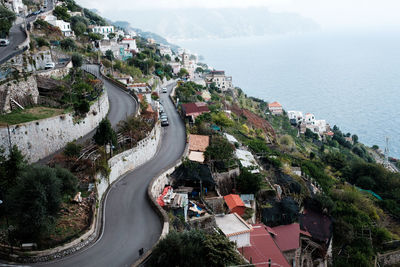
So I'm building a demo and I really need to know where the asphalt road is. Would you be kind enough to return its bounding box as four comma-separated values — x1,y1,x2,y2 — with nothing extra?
36,80,185,266
0,0,53,64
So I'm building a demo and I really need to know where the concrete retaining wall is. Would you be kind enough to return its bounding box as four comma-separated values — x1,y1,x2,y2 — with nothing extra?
0,91,109,162
96,123,162,200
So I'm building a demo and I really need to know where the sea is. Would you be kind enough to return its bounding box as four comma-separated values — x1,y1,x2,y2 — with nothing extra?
176,29,400,158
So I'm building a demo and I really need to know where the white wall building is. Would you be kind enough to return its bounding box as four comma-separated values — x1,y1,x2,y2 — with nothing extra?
46,18,74,37
121,38,138,53
11,0,24,13
288,110,303,125
205,70,233,91
90,25,115,39
215,213,253,248
304,113,316,125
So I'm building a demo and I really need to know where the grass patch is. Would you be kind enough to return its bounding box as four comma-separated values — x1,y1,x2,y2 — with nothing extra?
0,107,66,125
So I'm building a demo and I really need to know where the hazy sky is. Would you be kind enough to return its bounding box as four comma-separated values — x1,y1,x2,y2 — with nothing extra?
77,0,400,29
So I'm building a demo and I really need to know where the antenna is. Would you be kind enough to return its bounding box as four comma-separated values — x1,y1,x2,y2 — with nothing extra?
384,137,389,167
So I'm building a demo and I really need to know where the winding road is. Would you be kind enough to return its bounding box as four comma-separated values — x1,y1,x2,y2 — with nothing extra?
36,68,186,266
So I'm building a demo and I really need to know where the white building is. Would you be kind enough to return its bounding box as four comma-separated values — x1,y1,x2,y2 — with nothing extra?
235,149,260,173
215,213,253,248
268,101,283,115
90,25,114,39
121,38,138,53
11,0,24,13
45,16,74,37
304,113,316,125
158,45,173,58
287,111,303,125
205,70,233,91
314,119,328,134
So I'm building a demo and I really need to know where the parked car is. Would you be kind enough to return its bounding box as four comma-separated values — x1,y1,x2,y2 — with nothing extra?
0,39,10,46
159,105,164,113
160,115,168,121
32,10,41,15
162,87,168,93
45,62,55,69
161,120,169,127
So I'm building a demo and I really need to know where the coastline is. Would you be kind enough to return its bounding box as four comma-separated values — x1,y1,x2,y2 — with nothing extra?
176,32,400,158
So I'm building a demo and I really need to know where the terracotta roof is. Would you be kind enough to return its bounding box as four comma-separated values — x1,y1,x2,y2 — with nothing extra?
268,101,282,108
224,194,246,211
242,224,290,267
181,102,210,116
189,134,210,152
271,223,303,252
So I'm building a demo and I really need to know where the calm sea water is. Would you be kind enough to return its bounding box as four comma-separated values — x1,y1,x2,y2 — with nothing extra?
177,30,400,158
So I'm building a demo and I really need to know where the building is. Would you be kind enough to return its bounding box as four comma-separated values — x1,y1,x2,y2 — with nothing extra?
97,39,120,57
47,19,74,37
241,224,290,267
168,62,181,75
10,0,24,13
268,101,283,115
188,134,210,163
181,102,210,120
205,70,233,91
270,223,312,266
224,194,246,217
304,113,315,125
121,38,138,53
235,149,260,173
67,11,82,17
288,110,303,126
90,25,114,39
158,44,173,58
215,213,253,248
115,76,133,85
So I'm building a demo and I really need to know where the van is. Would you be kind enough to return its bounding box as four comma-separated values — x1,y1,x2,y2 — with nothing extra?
45,62,55,69
0,39,10,46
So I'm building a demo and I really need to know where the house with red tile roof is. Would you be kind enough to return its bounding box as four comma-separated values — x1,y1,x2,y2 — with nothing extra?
268,101,283,115
269,223,311,266
241,224,290,267
224,194,246,216
181,102,210,120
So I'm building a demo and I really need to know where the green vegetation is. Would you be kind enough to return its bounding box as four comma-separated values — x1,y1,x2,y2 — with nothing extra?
0,146,78,244
148,230,244,267
0,107,66,125
93,118,117,147
53,6,71,22
0,6,16,36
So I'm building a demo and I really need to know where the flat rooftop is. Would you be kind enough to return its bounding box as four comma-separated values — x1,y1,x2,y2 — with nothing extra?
215,213,252,237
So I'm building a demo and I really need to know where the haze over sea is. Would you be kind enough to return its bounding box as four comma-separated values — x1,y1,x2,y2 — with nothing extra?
177,30,400,158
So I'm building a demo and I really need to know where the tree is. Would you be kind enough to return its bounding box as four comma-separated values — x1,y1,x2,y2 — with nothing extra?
55,166,78,197
63,141,82,158
9,165,62,240
88,32,103,41
93,118,117,147
0,6,16,37
60,38,77,51
53,6,71,21
352,134,359,144
174,56,180,62
149,230,242,267
72,21,86,36
236,168,262,194
0,145,25,192
105,49,114,61
204,136,234,162
108,32,116,39
178,68,189,78
165,54,171,61
71,53,83,68
195,67,204,73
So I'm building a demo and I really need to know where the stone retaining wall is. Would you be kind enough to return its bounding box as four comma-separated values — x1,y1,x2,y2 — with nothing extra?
0,91,109,162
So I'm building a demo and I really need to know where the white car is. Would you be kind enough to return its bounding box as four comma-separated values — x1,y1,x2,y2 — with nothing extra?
0,39,10,46
162,87,167,93
45,62,55,69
